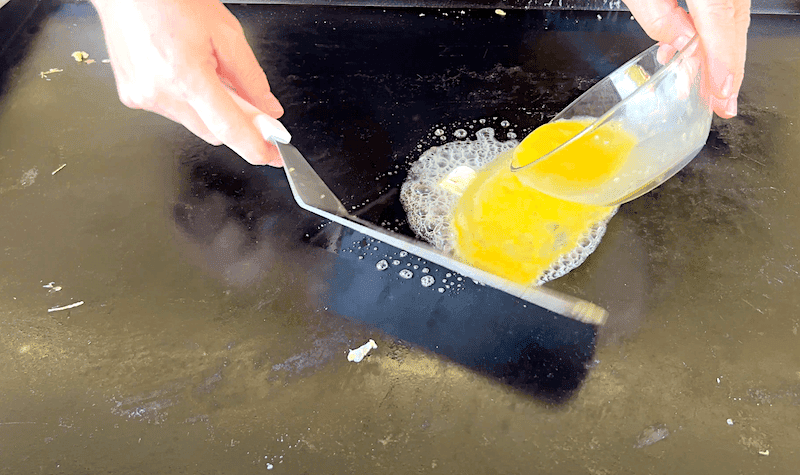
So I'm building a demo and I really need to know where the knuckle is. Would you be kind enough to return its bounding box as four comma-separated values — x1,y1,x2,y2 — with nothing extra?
172,65,217,101
703,0,737,22
118,89,143,110
645,12,672,38
118,92,139,110
205,119,236,141
118,82,159,110
218,18,245,38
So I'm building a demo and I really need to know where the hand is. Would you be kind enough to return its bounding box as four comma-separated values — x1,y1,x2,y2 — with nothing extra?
624,0,751,118
91,0,284,166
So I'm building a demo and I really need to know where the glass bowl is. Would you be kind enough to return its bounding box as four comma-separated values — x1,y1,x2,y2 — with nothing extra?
511,35,713,207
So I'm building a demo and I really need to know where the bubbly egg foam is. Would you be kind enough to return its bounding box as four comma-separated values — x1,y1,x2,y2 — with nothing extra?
401,124,618,286
401,128,517,253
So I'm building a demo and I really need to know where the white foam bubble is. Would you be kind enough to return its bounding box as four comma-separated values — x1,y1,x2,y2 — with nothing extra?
533,212,616,285
400,127,518,253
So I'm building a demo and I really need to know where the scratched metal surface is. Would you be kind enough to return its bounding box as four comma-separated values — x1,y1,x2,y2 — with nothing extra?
1,1,799,473
226,0,800,15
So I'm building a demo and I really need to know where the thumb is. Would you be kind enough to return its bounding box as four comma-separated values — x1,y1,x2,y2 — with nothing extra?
624,0,696,45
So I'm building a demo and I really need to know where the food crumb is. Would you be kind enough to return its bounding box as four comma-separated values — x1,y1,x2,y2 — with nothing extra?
40,68,63,79
347,339,377,363
634,424,669,448
495,9,506,16
71,51,89,62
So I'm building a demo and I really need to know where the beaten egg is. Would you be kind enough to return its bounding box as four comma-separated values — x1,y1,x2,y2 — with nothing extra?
402,119,634,285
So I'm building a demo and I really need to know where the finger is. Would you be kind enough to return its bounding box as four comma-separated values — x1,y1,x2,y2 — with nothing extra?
226,88,292,143
186,75,282,166
211,16,284,118
686,0,750,115
623,0,696,45
114,73,225,146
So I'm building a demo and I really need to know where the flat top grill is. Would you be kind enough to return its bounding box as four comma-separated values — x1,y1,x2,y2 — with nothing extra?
1,2,798,472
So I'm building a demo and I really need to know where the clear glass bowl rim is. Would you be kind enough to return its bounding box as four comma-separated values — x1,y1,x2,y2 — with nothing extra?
511,34,702,172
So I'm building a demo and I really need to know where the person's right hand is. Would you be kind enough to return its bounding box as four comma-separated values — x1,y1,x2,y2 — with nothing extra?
91,0,285,166
624,0,751,118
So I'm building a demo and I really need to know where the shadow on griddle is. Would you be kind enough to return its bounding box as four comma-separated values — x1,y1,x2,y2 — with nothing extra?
328,228,596,404
169,143,596,404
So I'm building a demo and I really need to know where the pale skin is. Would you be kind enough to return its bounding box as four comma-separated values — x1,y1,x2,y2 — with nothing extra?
91,0,285,166
623,0,751,118
91,0,750,166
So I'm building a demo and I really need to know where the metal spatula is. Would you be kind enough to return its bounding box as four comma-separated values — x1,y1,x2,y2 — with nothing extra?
247,102,608,325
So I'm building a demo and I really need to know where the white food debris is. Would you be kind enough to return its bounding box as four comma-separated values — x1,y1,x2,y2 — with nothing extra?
43,282,62,293
347,339,377,363
47,301,84,313
40,68,63,79
51,164,67,175
758,449,770,456
726,418,734,426
634,424,669,448
19,168,38,187
495,9,506,16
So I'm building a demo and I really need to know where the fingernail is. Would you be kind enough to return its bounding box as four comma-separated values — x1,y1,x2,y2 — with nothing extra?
656,44,674,65
720,73,734,99
265,94,284,116
708,54,735,100
725,95,738,117
255,114,292,144
673,35,691,52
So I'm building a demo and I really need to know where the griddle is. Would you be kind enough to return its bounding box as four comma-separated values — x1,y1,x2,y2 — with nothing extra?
1,0,788,403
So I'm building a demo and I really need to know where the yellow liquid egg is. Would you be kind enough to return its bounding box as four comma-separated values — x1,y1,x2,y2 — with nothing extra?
452,119,635,285
511,118,635,194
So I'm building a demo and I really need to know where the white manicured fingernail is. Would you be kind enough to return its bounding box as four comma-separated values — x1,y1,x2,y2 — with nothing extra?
720,73,734,99
725,95,738,117
255,114,291,144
